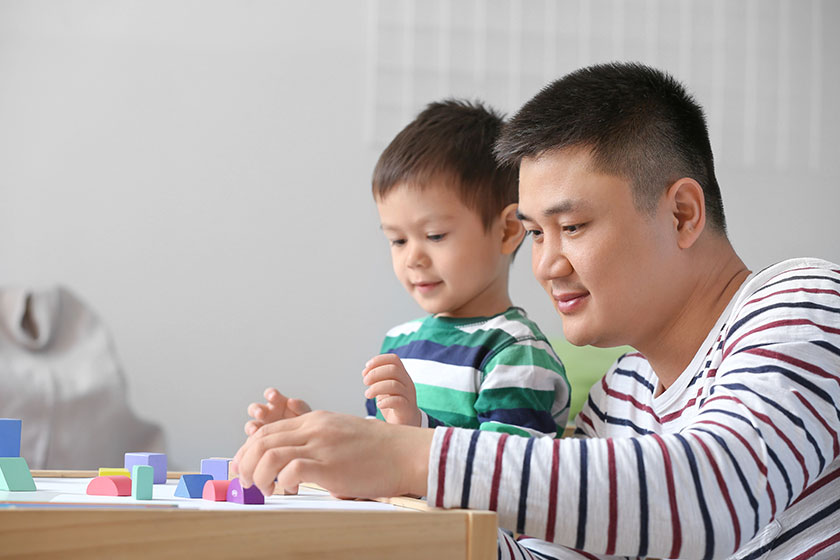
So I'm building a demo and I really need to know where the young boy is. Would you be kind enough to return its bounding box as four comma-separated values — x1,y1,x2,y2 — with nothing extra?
246,100,569,439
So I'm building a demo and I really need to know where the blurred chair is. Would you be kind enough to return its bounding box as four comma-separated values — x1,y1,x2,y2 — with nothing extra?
551,338,635,424
0,285,164,469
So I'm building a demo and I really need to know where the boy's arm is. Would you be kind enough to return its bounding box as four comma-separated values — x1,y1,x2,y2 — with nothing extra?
473,338,570,437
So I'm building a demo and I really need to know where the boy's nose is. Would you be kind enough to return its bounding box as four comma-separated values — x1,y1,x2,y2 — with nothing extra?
406,245,429,269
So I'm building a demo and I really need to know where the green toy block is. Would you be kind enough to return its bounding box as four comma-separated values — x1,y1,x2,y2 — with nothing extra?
0,457,36,491
132,464,154,500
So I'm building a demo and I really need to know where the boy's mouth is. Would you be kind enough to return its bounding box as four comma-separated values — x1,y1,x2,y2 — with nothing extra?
413,281,443,294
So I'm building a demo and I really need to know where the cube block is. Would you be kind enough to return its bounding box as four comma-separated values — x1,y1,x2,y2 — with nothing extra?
202,479,230,501
0,419,22,458
174,474,213,499
226,478,264,505
87,475,131,496
132,464,154,500
125,452,167,484
0,457,36,491
201,458,232,481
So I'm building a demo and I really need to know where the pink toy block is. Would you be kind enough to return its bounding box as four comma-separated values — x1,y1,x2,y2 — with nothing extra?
202,479,230,501
87,475,132,496
226,478,264,505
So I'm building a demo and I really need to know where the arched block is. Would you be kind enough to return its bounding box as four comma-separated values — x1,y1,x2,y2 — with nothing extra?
87,475,131,496
174,474,212,499
226,478,264,504
202,479,230,501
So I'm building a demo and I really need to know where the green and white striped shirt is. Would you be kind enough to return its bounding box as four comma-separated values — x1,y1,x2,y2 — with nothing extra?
366,307,569,438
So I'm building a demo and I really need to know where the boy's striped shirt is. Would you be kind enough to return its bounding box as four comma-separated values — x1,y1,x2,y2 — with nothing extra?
428,258,840,559
366,307,570,438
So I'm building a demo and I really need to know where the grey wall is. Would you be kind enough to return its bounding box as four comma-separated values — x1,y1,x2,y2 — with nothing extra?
2,0,838,469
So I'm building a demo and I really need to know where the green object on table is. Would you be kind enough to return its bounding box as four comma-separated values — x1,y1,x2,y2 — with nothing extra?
551,338,635,422
0,457,37,491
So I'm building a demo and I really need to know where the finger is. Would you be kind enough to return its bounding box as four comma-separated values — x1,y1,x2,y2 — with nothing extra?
287,398,312,416
264,387,286,405
365,379,408,400
375,395,409,410
247,402,268,420
364,353,401,370
244,419,263,436
362,364,406,386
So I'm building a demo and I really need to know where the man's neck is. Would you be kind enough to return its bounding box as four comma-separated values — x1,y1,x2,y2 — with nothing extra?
643,242,750,394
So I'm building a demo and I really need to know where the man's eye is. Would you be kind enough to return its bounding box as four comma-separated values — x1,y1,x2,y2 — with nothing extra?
563,224,584,234
427,233,447,242
525,229,543,239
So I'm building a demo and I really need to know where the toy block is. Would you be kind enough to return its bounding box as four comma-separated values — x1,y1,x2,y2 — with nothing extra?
87,475,131,496
226,478,264,505
202,479,230,501
99,467,131,478
201,458,232,481
174,474,212,499
124,452,167,484
0,457,36,491
132,465,154,500
0,418,22,457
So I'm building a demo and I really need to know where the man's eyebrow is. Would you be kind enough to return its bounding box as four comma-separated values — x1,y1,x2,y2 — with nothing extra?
516,200,586,222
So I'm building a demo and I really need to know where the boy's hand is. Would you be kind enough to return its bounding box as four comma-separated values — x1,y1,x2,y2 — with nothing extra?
362,354,422,427
245,388,312,436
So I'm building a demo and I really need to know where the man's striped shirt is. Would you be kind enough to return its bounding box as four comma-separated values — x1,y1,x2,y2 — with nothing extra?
427,258,840,559
366,307,570,438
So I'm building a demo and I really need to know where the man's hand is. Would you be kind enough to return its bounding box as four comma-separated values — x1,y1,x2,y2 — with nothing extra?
363,354,422,427
245,388,312,436
231,410,433,499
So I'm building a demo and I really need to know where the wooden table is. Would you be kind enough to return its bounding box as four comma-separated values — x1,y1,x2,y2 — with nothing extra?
0,470,497,559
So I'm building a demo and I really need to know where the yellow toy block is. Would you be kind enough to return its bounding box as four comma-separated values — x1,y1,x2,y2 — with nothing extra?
98,467,131,478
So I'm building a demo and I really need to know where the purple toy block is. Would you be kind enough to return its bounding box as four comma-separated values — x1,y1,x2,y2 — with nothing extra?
226,478,264,505
124,452,167,484
200,458,231,481
0,419,22,458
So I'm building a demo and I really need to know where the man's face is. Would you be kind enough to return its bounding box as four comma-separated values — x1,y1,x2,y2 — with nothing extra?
376,182,508,318
517,147,677,348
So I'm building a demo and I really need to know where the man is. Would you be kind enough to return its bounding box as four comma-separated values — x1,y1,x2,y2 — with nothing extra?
234,63,840,559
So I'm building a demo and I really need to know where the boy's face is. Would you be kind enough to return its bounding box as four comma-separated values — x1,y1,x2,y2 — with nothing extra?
376,181,510,318
517,147,682,349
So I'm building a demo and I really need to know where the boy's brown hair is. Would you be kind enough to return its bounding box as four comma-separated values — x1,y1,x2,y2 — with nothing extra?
372,99,518,230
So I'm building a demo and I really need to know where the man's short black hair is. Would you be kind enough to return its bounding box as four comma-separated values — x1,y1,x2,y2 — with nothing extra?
495,62,726,233
372,99,518,230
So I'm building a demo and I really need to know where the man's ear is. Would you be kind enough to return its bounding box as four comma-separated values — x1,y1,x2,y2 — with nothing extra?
666,178,706,249
499,203,526,255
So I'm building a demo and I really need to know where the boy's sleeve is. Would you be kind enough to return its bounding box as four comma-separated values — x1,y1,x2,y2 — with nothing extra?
474,338,570,437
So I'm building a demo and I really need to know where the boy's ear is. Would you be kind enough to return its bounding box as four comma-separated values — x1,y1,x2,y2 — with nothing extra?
666,177,706,250
499,203,526,255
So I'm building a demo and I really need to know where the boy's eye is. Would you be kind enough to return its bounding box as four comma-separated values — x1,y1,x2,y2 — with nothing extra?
390,238,406,247
427,233,447,242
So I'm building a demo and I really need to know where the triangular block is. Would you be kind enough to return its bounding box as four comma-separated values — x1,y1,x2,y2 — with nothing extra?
202,479,230,501
174,474,212,499
226,478,264,504
0,457,36,491
87,475,131,496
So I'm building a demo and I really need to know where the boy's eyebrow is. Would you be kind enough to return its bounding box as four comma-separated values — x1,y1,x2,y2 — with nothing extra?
516,200,587,222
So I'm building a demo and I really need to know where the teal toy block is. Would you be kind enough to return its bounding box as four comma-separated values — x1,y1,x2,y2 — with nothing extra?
132,464,154,500
174,474,212,499
125,452,167,484
0,418,22,457
0,457,36,491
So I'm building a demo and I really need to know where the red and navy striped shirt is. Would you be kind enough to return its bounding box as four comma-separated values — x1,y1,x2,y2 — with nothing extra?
428,258,840,559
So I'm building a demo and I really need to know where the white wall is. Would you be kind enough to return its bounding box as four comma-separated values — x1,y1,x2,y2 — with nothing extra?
1,0,838,469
